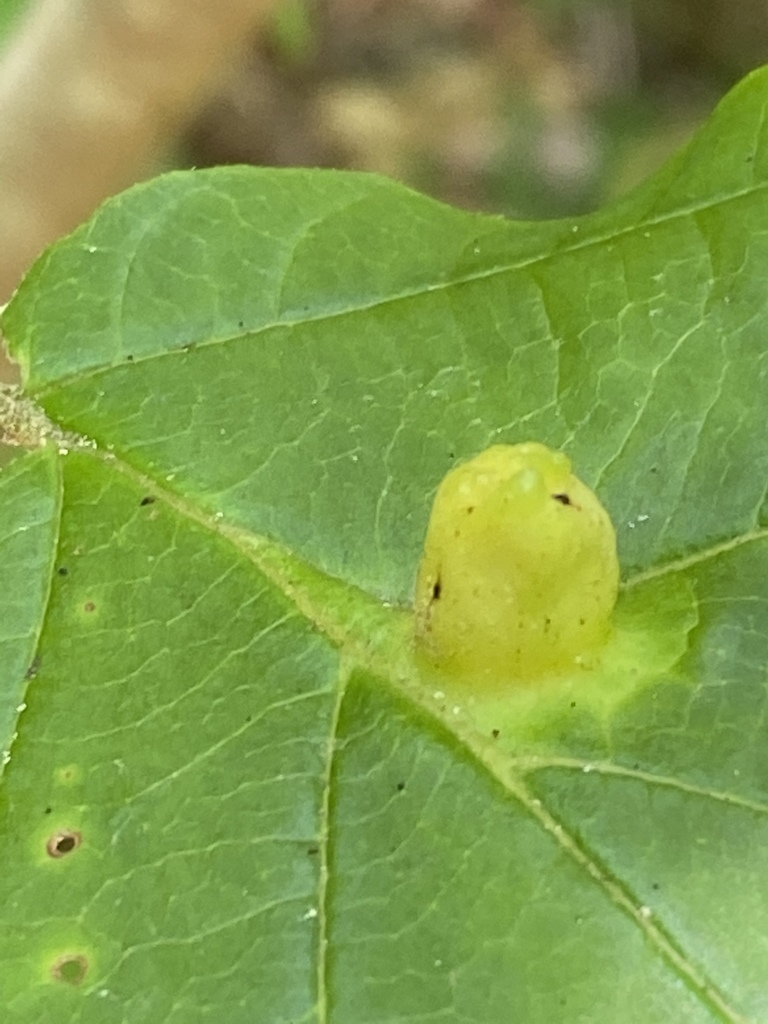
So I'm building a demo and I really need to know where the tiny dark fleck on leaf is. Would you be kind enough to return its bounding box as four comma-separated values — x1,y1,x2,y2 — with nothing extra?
652,882,660,890
307,845,320,855
552,492,572,506
579,618,585,626
25,657,41,679
491,729,500,739
432,580,442,600
84,602,96,613
139,495,156,507
57,566,69,576
237,320,244,329
570,701,577,708
44,807,52,815
126,354,134,362
466,506,475,514
396,781,406,792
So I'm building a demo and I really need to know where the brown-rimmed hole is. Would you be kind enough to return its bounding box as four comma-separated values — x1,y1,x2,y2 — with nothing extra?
47,830,82,858
51,954,89,985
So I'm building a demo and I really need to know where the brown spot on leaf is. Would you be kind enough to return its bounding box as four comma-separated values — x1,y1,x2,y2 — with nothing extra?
51,954,89,985
47,830,82,858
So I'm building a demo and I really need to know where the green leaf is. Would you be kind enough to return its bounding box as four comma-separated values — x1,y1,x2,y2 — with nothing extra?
3,65,768,1023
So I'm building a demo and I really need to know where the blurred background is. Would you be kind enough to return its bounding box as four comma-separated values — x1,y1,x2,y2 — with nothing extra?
187,0,760,219
0,0,766,322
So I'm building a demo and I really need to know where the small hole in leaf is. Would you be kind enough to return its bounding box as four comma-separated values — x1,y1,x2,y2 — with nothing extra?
52,954,88,985
47,830,82,858
139,496,156,507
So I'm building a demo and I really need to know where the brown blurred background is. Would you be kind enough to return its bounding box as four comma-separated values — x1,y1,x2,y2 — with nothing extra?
0,0,766,332
184,0,768,218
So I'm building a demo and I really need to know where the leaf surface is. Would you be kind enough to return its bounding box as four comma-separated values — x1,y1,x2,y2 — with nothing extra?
3,67,768,1024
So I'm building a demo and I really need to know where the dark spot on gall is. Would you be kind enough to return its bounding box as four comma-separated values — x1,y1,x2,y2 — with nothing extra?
139,495,156,507
432,580,442,600
552,493,572,506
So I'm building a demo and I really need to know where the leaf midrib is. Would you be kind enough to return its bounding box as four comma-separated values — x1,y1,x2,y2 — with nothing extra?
25,175,768,396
